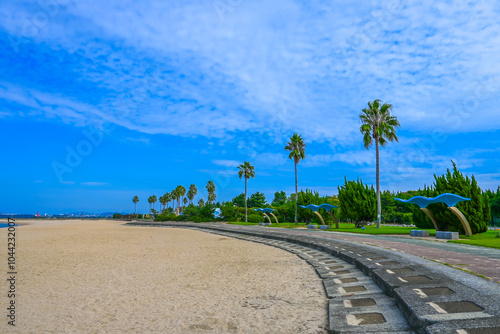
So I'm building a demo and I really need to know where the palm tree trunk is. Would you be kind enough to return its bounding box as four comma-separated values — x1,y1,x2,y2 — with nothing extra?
376,137,381,228
295,161,298,225
134,203,136,215
245,177,248,223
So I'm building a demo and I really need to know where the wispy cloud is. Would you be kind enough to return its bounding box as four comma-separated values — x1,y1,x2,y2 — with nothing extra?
81,182,108,186
2,1,499,142
212,160,240,167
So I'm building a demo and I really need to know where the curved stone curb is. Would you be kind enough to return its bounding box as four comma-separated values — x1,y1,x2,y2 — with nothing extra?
126,222,500,334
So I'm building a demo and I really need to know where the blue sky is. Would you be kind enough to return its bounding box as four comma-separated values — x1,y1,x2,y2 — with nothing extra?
1,0,499,214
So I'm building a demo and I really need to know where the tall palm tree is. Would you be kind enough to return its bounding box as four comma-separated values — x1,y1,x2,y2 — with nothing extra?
148,196,153,213
206,180,216,204
360,99,400,228
183,197,188,208
159,194,167,212
133,196,139,215
151,195,157,211
174,185,185,214
237,161,256,222
164,193,170,210
171,188,178,212
179,185,186,207
187,184,197,204
284,133,306,224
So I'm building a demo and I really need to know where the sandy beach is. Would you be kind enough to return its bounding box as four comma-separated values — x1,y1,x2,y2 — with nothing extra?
0,219,327,333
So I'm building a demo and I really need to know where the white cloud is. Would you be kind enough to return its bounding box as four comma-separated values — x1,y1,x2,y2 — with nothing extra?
253,153,288,168
2,1,500,143
212,160,240,167
302,150,374,167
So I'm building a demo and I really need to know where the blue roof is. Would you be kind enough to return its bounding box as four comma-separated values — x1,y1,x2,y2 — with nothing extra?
394,193,470,208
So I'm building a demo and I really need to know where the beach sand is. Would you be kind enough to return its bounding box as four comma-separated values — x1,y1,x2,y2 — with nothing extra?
0,219,327,333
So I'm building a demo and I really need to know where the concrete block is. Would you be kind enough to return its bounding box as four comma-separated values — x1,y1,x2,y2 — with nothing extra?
372,266,454,298
436,231,459,240
328,297,412,333
319,225,329,230
307,224,318,229
355,256,409,277
394,282,499,330
426,318,500,334
416,230,430,237
411,230,430,237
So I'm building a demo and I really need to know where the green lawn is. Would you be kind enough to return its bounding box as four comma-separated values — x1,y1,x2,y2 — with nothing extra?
325,223,436,235
449,230,500,249
227,221,434,235
226,221,500,249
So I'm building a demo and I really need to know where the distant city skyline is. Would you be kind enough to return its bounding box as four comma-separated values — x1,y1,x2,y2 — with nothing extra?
1,1,499,213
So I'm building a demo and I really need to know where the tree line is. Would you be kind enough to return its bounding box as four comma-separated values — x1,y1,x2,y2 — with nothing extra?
122,99,497,234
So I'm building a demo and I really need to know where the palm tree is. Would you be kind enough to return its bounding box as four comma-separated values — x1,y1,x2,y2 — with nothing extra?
171,188,178,212
179,185,186,207
284,133,306,224
360,99,400,228
166,191,173,210
151,195,157,211
206,180,216,204
187,184,197,204
159,194,167,212
174,185,185,215
133,196,139,216
198,198,205,207
183,197,188,208
237,161,256,222
148,196,153,213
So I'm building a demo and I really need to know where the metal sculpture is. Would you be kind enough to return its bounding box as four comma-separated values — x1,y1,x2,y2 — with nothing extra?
253,208,278,224
299,204,339,228
395,193,472,236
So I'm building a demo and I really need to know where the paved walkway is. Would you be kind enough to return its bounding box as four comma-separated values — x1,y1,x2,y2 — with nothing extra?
277,229,500,283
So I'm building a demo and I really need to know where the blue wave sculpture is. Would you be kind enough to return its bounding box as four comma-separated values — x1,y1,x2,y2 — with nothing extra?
394,193,470,208
253,208,275,213
299,204,338,212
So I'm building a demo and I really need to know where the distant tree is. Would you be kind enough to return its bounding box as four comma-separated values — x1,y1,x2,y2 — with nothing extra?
151,195,157,211
485,187,500,223
178,185,186,209
187,184,198,204
206,181,216,204
232,193,246,208
237,161,256,222
285,133,306,224
167,192,174,209
159,194,167,211
148,196,154,213
170,189,177,211
174,186,185,214
248,192,267,208
183,197,188,208
271,191,287,206
360,99,400,228
133,196,139,215
198,198,205,207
